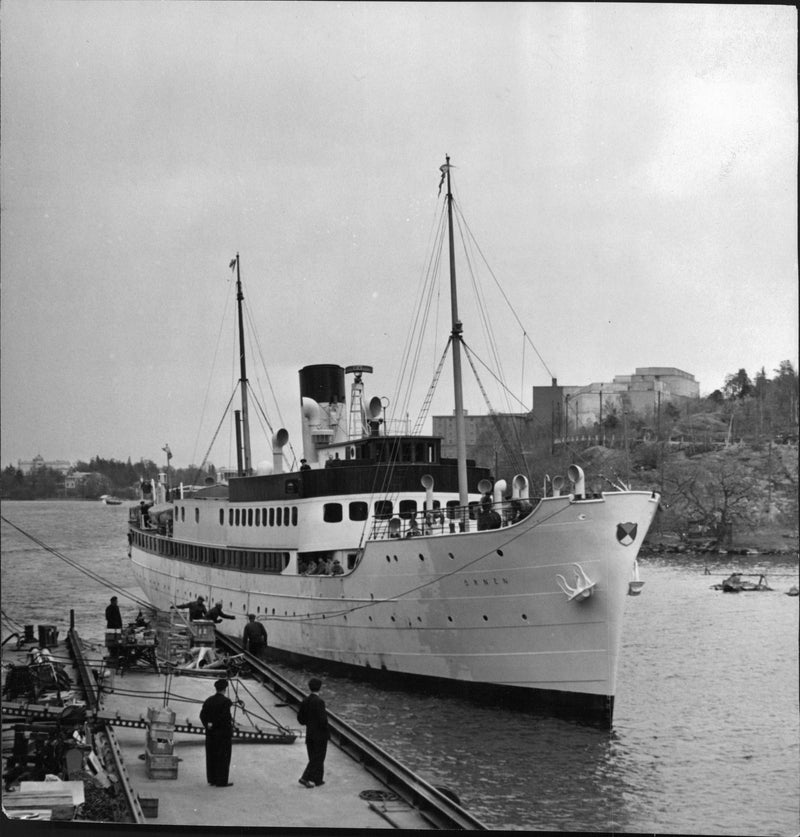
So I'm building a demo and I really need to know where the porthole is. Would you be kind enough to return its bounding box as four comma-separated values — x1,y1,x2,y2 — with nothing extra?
386,555,391,563
482,615,489,621
496,549,504,556
390,616,396,622
393,555,398,562
447,616,453,622
448,552,455,560
418,554,425,561
522,614,528,621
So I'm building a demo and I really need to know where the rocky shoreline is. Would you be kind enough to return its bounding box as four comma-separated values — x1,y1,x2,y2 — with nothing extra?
642,526,799,558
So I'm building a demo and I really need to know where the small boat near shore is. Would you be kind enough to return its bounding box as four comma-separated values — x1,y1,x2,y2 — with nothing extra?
712,573,773,593
100,496,123,506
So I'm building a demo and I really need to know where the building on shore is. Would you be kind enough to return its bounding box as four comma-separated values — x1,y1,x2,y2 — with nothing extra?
16,454,75,476
432,366,699,469
532,367,700,439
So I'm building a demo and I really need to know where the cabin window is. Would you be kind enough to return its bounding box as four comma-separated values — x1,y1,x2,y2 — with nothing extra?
255,508,260,526
269,508,275,526
248,508,253,527
219,509,224,525
229,509,234,526
195,508,200,524
423,499,441,512
349,501,368,521
181,507,186,522
374,500,393,520
276,508,282,527
292,507,298,526
468,501,479,520
324,503,343,523
235,509,241,526
399,500,417,520
445,500,460,519
283,507,290,526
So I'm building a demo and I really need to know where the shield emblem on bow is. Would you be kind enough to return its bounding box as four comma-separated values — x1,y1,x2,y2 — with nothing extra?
616,522,638,546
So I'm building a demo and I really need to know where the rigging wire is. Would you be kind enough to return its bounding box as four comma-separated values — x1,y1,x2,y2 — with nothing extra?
190,279,234,469
191,385,240,485
0,515,152,611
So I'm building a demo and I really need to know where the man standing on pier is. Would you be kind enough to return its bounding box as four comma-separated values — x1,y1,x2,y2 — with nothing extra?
297,678,330,788
242,613,268,660
199,679,234,787
105,596,123,630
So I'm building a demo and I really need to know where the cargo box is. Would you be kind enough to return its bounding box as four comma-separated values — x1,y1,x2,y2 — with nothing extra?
147,706,176,726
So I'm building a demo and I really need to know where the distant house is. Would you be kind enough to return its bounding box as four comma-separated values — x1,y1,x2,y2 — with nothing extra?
17,454,74,476
64,471,92,490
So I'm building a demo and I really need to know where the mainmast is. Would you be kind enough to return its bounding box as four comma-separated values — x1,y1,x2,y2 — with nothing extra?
444,156,469,513
233,253,252,476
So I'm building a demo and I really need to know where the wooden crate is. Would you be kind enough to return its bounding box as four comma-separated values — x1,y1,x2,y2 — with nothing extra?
138,796,159,818
146,730,174,755
145,751,179,780
147,706,176,726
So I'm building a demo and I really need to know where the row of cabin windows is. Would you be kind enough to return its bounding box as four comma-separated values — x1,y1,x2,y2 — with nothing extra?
180,498,475,528
322,498,470,523
177,506,299,527
223,507,298,528
133,530,289,572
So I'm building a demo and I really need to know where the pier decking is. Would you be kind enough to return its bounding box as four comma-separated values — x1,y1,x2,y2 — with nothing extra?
2,622,486,830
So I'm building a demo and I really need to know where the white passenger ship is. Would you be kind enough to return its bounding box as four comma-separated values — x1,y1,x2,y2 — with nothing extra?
128,159,659,726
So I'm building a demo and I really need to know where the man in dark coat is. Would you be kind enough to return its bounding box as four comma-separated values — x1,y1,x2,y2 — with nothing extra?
206,603,236,624
242,614,268,660
199,678,234,787
176,596,207,620
297,678,330,788
105,597,123,629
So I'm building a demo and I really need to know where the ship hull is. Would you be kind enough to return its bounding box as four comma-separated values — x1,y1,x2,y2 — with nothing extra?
130,489,658,726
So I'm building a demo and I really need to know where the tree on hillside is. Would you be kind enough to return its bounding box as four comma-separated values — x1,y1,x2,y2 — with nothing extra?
772,360,798,428
662,451,761,543
724,368,753,400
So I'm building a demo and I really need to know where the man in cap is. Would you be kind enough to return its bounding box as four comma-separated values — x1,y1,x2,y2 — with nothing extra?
297,677,330,788
176,595,207,620
199,679,234,787
206,602,236,624
242,613,268,660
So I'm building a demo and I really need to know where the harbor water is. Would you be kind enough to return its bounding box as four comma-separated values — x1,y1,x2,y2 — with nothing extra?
1,500,798,834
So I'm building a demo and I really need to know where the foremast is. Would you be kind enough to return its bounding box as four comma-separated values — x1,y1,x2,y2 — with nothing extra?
232,252,252,476
443,157,469,515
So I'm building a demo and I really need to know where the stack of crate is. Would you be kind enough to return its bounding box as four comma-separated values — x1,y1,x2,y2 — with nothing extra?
154,609,191,665
189,619,215,647
145,706,178,780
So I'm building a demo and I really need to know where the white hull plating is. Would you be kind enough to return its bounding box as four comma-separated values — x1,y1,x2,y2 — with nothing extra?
130,490,658,712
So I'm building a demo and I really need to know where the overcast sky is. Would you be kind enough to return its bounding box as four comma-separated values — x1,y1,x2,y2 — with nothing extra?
1,2,796,470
